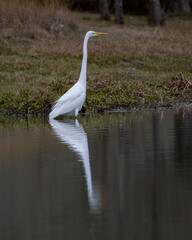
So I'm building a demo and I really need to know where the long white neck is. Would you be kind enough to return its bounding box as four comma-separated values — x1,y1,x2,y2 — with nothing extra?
78,34,89,88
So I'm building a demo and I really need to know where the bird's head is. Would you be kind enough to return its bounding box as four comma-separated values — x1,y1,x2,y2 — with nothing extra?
87,31,108,38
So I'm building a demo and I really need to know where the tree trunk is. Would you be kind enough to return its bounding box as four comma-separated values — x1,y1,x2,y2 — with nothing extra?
114,0,124,24
100,0,110,20
181,0,191,13
167,0,191,14
149,0,165,26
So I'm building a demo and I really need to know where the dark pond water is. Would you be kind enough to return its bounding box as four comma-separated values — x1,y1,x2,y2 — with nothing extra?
0,108,192,240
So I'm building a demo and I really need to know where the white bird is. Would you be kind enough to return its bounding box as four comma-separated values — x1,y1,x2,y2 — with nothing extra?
49,30,107,119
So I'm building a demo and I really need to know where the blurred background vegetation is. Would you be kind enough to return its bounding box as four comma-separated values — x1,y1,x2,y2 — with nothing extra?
0,0,192,25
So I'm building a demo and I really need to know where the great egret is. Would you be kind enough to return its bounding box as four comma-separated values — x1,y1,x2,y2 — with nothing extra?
49,31,107,119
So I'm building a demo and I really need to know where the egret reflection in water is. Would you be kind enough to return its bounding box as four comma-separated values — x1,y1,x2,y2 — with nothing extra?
49,119,100,213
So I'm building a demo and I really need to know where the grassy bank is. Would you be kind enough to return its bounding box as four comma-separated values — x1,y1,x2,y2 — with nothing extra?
0,4,192,115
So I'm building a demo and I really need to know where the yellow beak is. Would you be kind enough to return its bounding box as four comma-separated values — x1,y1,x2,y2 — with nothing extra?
95,32,108,35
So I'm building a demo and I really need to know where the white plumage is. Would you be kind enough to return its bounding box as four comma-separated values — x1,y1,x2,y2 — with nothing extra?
49,82,85,119
49,30,107,119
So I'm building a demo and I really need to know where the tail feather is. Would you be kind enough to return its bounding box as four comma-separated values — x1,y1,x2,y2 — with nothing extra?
49,109,58,119
49,101,60,119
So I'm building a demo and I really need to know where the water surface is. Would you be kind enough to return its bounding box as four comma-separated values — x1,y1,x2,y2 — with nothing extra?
0,108,192,240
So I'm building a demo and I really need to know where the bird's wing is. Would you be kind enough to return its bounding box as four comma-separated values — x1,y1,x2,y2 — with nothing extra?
49,82,85,118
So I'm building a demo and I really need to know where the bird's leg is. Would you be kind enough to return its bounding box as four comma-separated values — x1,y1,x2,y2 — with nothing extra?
75,108,79,118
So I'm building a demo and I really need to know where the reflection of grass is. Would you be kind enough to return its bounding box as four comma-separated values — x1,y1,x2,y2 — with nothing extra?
0,115,49,131
0,111,157,131
0,2,192,115
0,105,191,130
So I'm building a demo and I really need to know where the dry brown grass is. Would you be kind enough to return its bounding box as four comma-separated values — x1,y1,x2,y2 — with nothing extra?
0,0,77,40
0,4,192,114
169,73,192,98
